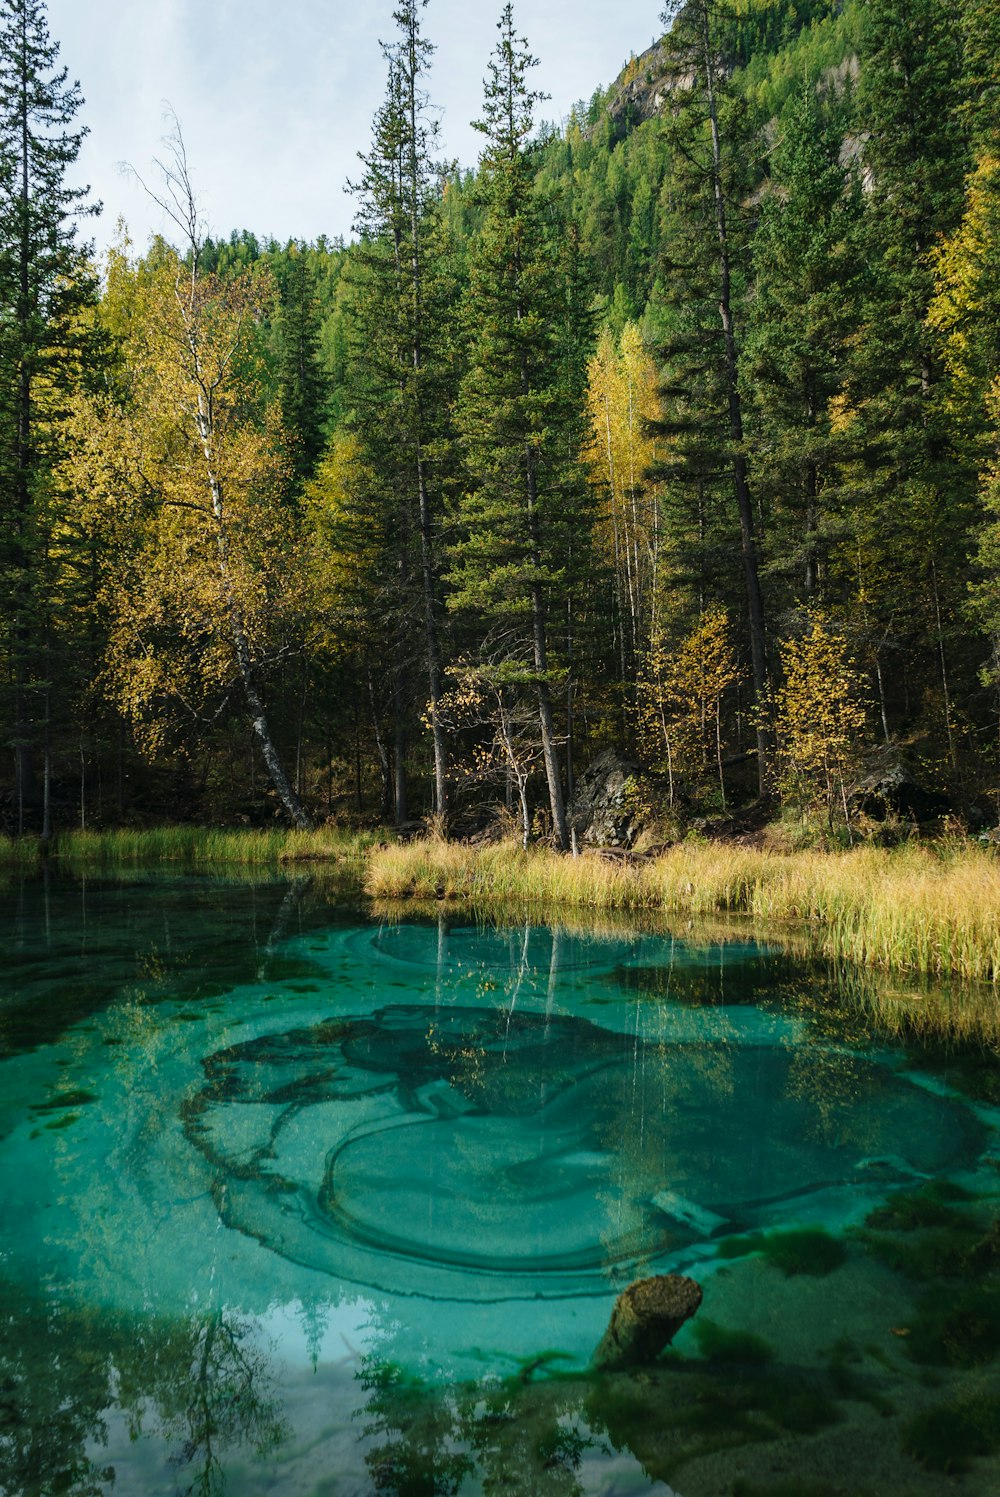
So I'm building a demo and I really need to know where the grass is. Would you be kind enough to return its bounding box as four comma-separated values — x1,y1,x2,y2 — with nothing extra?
0,824,382,873
363,836,1000,986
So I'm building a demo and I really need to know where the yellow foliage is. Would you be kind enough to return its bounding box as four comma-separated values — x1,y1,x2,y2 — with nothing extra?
776,613,868,824
928,153,1000,402
636,606,739,805
583,321,663,658
63,235,299,752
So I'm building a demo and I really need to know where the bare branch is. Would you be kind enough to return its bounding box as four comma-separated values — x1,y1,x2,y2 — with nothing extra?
120,105,205,271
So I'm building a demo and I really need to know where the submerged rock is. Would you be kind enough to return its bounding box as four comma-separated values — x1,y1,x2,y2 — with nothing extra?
593,1274,702,1370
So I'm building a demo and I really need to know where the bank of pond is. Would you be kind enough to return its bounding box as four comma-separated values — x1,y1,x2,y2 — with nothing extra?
4,824,1000,996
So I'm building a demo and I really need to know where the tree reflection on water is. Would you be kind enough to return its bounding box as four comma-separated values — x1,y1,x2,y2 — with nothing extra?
0,1297,286,1497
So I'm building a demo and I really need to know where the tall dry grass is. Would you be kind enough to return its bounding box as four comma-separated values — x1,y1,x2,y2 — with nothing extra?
364,837,1000,984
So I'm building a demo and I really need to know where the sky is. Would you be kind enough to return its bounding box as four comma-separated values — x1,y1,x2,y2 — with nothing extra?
45,0,664,254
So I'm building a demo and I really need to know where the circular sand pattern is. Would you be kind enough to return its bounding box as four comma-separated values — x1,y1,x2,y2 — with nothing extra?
184,1003,985,1302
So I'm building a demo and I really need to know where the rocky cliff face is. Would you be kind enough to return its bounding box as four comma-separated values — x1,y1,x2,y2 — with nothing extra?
603,38,676,130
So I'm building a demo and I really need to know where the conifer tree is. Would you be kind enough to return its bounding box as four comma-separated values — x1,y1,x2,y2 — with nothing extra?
274,246,327,485
744,85,863,603
656,0,772,792
851,0,973,753
0,0,96,832
450,3,592,851
348,0,454,822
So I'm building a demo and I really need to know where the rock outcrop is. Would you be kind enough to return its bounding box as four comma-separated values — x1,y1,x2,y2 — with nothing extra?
568,750,639,848
852,747,952,823
603,38,678,130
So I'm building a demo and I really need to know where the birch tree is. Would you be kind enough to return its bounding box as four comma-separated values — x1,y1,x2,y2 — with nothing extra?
73,133,310,827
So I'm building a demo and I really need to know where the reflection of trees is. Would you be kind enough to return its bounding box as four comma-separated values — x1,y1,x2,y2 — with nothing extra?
0,1299,114,1497
132,1309,288,1497
360,1360,472,1496
0,1294,287,1497
358,1361,594,1497
457,1381,591,1497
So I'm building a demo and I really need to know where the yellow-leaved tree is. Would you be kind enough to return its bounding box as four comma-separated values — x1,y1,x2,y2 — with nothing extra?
68,138,310,826
775,613,868,833
636,606,739,809
929,154,1000,770
584,321,662,682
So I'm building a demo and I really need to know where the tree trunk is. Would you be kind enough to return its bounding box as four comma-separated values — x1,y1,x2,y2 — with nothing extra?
404,11,448,822
700,0,772,794
523,430,569,851
593,1275,703,1371
393,660,409,825
197,403,310,830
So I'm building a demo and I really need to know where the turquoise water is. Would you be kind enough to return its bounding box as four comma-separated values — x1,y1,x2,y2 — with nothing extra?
1,875,998,1495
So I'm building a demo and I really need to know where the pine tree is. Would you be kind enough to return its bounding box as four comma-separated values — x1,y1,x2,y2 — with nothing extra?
961,0,1000,149
0,0,96,833
449,3,592,851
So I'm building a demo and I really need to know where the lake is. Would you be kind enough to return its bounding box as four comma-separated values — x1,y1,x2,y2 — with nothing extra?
1,873,998,1495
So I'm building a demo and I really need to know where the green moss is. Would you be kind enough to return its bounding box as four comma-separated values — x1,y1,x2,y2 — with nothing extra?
733,1481,848,1497
857,1181,993,1284
763,1227,847,1277
824,1339,895,1415
30,1090,97,1114
716,1231,766,1260
716,1226,847,1276
694,1319,775,1365
865,1179,976,1232
901,1394,1000,1473
767,1383,839,1434
860,1226,977,1281
907,1281,1000,1368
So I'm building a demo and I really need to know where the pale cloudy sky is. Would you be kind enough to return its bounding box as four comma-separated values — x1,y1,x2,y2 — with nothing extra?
45,0,663,253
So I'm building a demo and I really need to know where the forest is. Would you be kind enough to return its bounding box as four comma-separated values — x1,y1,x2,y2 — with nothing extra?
3,0,1000,846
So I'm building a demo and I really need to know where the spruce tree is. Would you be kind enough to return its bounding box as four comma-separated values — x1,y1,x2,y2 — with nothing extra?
654,0,772,792
848,0,975,760
0,0,96,833
450,3,592,851
744,85,863,603
274,245,328,485
349,0,454,822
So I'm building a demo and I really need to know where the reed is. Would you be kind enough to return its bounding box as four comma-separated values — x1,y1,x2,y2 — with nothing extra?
364,837,1000,985
0,825,382,871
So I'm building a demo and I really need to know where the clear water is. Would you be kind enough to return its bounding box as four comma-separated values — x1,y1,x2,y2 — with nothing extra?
1,875,998,1496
